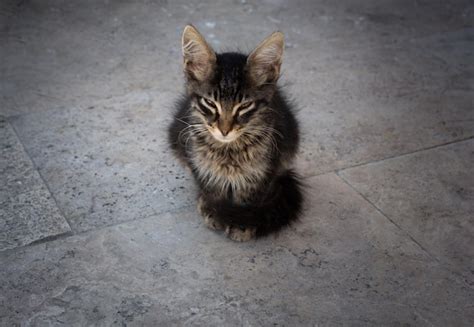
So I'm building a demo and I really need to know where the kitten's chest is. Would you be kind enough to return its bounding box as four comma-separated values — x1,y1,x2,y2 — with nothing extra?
191,141,270,198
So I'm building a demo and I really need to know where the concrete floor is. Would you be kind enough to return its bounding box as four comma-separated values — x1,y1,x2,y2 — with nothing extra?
1,0,473,325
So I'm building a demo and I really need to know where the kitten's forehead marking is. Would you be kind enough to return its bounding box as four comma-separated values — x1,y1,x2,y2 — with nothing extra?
231,103,240,116
217,64,244,100
215,100,222,115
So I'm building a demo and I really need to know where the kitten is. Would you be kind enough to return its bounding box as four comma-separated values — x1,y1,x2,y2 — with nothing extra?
168,25,302,241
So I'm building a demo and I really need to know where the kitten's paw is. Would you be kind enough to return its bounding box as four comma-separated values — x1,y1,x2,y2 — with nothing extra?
197,196,224,231
203,215,225,231
225,225,256,242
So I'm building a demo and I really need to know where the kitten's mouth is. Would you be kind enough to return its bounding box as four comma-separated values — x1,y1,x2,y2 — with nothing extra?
209,130,239,143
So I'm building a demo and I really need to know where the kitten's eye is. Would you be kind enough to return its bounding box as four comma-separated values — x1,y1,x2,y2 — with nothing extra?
197,97,217,118
239,102,253,110
237,101,256,117
202,98,217,109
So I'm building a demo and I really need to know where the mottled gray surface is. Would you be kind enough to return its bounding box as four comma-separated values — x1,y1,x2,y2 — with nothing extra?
0,117,70,250
339,139,474,285
295,29,474,174
1,0,473,325
10,91,195,232
1,175,472,326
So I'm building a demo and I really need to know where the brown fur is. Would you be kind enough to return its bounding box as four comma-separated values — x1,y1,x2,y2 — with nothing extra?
168,25,302,241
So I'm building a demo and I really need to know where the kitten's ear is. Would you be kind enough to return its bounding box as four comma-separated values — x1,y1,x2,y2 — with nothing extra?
247,31,284,87
181,25,216,81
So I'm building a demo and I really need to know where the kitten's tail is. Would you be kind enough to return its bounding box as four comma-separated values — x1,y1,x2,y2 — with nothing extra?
210,170,303,237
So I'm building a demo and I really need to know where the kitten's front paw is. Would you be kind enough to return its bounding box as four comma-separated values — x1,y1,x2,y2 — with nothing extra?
197,196,224,231
203,214,225,231
225,225,256,242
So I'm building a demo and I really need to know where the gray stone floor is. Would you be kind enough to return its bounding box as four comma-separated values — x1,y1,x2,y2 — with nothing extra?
0,0,473,325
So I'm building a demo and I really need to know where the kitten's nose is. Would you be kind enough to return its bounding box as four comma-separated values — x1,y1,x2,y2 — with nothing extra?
218,120,232,136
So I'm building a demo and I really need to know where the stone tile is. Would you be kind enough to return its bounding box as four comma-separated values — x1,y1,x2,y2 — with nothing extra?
1,0,472,116
0,117,70,251
0,174,472,326
339,139,474,285
1,0,473,177
0,118,39,203
11,91,196,232
292,28,474,175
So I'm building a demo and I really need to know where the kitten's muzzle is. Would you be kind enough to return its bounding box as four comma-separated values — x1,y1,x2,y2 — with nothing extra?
220,128,230,136
217,118,233,136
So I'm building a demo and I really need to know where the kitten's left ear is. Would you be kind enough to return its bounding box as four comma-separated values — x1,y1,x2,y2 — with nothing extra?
182,25,216,81
247,31,284,87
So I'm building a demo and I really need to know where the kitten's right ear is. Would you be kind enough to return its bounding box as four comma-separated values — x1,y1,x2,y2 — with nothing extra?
181,25,216,82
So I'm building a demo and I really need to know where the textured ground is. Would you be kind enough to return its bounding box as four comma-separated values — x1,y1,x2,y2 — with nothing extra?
1,0,473,325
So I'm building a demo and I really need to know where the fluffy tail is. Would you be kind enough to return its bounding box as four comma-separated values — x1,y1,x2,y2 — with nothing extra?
210,170,303,237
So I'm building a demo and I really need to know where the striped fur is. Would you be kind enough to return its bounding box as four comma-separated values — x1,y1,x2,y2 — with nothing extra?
168,25,302,241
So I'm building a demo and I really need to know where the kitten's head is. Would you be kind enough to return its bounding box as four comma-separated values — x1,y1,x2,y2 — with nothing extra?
181,25,284,143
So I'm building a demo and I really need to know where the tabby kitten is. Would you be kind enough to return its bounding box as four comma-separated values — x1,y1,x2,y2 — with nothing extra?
168,25,302,241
